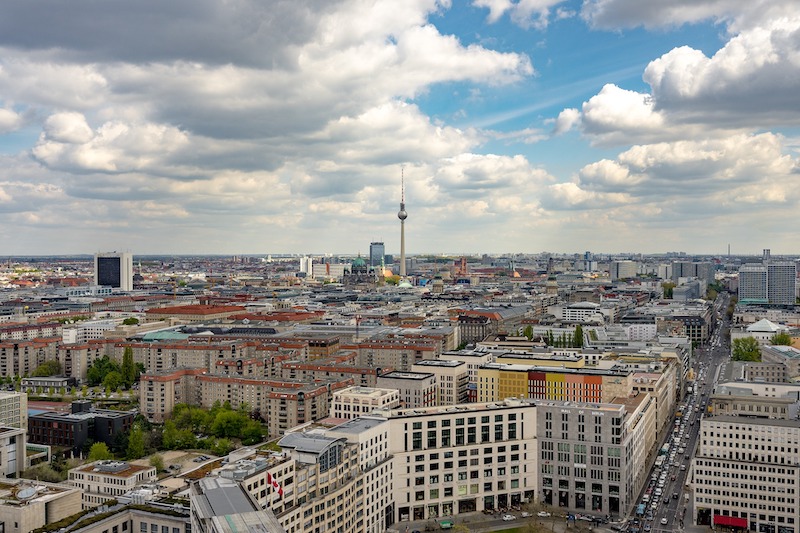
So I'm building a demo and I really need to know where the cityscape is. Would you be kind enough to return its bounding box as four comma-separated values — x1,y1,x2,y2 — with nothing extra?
0,248,798,533
0,1,799,533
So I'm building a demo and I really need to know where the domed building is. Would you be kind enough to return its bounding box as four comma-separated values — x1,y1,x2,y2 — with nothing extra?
342,255,375,286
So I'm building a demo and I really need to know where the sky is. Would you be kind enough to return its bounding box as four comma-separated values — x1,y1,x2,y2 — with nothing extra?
0,0,799,257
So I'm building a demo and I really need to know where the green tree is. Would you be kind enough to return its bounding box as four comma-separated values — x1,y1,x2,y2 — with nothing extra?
121,346,136,388
662,282,675,299
572,325,584,348
211,410,247,438
87,442,113,461
241,420,265,446
732,337,761,362
87,355,121,387
523,325,533,341
210,438,234,456
122,317,139,325
771,333,793,346
150,453,165,472
127,426,146,460
32,360,62,377
103,370,124,392
162,420,180,450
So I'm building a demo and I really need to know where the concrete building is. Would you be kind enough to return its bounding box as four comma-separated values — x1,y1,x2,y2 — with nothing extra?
610,261,638,281
331,386,401,419
760,344,800,377
68,460,157,509
94,252,133,291
692,415,800,532
139,368,205,423
739,261,797,306
476,364,633,404
411,360,470,405
536,395,657,518
28,401,134,456
143,304,246,323
378,398,539,520
376,371,436,408
190,476,285,533
0,480,82,533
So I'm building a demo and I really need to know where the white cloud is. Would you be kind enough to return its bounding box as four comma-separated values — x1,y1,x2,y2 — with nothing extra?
552,107,580,135
0,108,22,134
42,112,93,144
474,0,568,29
580,0,797,31
644,17,800,124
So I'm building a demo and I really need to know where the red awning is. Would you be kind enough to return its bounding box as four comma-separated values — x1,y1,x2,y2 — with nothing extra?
714,515,748,528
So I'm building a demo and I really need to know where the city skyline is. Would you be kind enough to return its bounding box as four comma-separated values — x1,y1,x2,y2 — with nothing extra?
0,1,798,255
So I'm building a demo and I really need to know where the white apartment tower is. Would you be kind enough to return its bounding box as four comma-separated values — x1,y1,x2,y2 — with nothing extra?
94,252,133,291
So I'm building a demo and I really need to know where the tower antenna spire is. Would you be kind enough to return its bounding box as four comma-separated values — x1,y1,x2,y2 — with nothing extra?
397,166,408,278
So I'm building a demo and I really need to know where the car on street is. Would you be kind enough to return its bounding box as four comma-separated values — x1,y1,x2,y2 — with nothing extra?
521,512,530,517
661,518,669,525
502,514,516,521
643,524,651,532
537,512,551,517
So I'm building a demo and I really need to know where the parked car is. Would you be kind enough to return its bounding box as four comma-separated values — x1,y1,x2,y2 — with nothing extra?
537,512,551,517
521,512,530,517
661,518,669,525
502,514,516,521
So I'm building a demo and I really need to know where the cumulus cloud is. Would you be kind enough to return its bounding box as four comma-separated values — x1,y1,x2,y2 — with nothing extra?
474,0,569,29
0,108,21,133
580,0,796,31
644,17,800,124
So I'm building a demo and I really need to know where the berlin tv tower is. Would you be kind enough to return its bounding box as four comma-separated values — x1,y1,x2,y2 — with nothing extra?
398,168,408,277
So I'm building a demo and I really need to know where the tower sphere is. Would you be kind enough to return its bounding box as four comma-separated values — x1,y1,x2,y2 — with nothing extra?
398,208,407,220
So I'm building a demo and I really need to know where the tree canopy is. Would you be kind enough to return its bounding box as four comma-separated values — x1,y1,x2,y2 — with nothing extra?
87,442,113,461
771,333,793,346
732,337,761,362
32,360,62,377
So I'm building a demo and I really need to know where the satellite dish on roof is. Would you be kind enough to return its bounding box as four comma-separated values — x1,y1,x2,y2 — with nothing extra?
17,487,36,500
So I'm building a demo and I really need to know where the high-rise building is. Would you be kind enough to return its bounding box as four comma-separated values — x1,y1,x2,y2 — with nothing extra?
739,261,796,305
610,260,638,280
369,241,385,268
94,252,133,291
299,256,313,278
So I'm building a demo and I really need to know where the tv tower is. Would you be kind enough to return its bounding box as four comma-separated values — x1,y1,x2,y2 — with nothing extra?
398,168,408,277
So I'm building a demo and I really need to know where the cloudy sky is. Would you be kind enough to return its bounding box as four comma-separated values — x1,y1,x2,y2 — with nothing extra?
1,0,799,256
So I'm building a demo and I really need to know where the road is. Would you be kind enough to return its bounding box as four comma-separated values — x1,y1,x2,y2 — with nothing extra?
632,293,731,533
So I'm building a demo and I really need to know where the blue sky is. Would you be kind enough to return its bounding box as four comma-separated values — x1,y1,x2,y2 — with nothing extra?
0,0,798,256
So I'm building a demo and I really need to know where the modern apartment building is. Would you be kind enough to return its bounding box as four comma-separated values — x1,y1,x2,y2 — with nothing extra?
376,371,436,408
411,360,470,405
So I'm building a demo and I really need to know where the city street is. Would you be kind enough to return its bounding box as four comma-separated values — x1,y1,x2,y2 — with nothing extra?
631,293,731,533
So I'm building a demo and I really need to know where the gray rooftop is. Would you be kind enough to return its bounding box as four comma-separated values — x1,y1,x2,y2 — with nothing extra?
330,417,387,434
193,477,256,517
278,431,344,453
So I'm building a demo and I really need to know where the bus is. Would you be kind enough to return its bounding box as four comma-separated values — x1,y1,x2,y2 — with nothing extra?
655,456,666,468
659,444,670,455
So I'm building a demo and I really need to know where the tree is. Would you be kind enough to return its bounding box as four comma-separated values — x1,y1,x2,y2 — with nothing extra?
121,346,136,388
241,420,265,446
87,355,122,387
211,410,247,439
732,337,761,362
573,325,584,348
771,333,793,346
150,453,165,472
122,317,139,325
87,442,113,461
662,282,675,299
103,371,123,392
127,426,146,460
523,325,533,341
32,360,62,377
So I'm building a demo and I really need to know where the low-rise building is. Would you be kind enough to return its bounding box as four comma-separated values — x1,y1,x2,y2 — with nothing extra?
0,480,82,533
28,401,134,456
331,386,401,419
376,371,436,408
68,460,157,509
